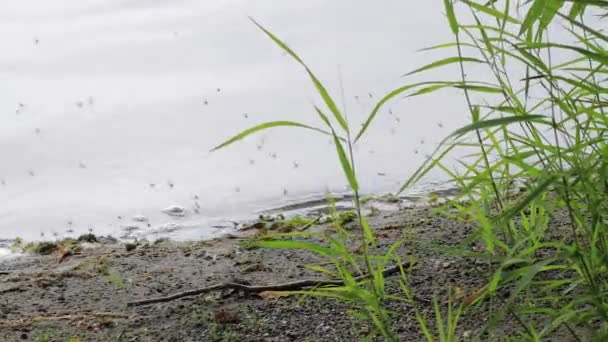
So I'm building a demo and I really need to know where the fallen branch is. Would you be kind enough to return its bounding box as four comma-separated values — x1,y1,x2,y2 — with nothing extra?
0,286,25,294
297,216,322,231
127,261,414,307
0,312,129,329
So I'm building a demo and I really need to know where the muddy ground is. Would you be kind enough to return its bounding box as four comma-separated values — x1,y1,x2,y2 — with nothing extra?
0,206,583,342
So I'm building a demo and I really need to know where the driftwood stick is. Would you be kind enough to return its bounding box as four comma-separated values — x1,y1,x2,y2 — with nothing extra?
297,216,322,231
127,261,414,307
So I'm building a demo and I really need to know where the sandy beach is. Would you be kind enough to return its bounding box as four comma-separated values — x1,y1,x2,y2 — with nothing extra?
0,203,583,342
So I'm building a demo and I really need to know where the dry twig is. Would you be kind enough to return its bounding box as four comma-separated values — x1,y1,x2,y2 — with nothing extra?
127,261,414,307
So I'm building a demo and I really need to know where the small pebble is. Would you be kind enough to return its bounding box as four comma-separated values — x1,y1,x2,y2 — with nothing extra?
125,243,137,252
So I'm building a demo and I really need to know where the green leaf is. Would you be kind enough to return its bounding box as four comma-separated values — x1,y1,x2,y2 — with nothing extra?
333,134,359,192
211,121,330,151
453,84,504,93
360,216,376,246
461,0,521,24
250,18,349,133
520,0,548,37
418,42,476,52
254,239,338,258
443,0,459,34
568,2,587,19
538,0,565,33
313,107,359,192
449,115,550,139
494,175,557,224
404,57,483,76
523,42,608,65
558,12,608,43
355,81,456,142
471,12,495,58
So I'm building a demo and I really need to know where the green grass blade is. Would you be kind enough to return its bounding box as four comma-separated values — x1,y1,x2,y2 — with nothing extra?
254,239,339,258
568,2,587,19
494,175,557,224
522,42,608,64
250,18,349,133
519,0,548,38
461,0,521,24
557,12,608,43
403,57,483,76
434,298,446,342
418,42,476,51
360,216,376,246
448,115,550,139
538,0,566,33
313,107,359,192
453,84,504,93
333,133,359,192
443,0,459,35
211,121,330,151
355,82,454,142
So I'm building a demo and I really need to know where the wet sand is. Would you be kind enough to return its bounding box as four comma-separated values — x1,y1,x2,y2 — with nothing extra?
0,205,581,341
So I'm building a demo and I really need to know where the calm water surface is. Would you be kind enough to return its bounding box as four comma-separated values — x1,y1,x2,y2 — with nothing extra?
0,1,469,242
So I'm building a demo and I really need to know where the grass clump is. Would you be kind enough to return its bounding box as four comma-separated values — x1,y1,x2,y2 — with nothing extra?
215,1,608,340
11,238,60,255
10,233,101,256
77,233,98,243
74,256,125,288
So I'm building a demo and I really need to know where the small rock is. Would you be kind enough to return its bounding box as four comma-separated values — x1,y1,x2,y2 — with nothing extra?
158,222,181,232
133,215,148,222
125,243,137,252
122,225,140,232
162,205,186,217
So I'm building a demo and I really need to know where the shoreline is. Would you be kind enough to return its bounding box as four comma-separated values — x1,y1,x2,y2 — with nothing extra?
0,201,582,341
2,182,583,341
0,186,461,259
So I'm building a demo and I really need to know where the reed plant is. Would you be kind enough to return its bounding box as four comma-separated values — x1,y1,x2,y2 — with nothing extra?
214,1,608,339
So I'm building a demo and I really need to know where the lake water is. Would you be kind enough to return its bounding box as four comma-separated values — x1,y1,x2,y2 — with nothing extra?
0,1,469,243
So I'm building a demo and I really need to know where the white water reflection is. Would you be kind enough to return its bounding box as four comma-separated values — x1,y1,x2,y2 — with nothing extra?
0,1,469,241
